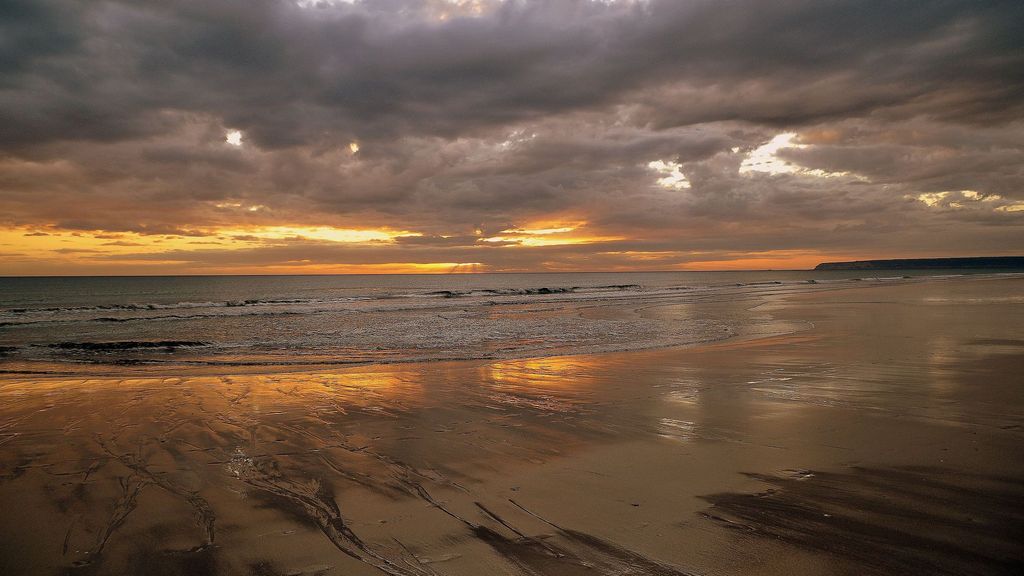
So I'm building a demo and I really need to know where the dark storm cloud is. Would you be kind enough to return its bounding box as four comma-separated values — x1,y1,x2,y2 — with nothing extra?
3,0,1022,150
1,0,1022,272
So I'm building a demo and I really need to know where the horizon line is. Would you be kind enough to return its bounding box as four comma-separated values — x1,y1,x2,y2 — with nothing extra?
0,268,817,278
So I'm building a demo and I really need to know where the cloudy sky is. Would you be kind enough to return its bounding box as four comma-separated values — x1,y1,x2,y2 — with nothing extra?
1,0,1022,275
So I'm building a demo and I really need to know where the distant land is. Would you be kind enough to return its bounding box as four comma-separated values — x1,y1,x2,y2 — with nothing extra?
814,256,1024,270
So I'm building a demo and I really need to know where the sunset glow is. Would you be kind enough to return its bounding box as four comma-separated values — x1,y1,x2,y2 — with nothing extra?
2,5,1023,576
0,0,1020,277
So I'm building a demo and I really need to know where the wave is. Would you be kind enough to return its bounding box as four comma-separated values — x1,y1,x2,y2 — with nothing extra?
2,284,647,314
2,296,355,315
0,277,926,327
0,275,958,329
3,273,1015,372
0,310,307,329
423,284,644,299
6,302,226,314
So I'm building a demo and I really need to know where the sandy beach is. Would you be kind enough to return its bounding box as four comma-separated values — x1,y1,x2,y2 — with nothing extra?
1,275,1022,575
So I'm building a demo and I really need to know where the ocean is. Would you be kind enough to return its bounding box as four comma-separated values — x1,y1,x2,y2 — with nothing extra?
0,270,1015,371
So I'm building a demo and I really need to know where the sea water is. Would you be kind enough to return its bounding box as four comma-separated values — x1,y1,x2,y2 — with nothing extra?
0,270,1015,370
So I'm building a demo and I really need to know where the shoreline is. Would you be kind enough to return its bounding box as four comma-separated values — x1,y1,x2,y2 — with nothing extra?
1,274,1022,575
2,273,1018,380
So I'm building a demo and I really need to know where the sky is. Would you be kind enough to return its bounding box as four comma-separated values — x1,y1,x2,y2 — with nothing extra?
1,0,1023,275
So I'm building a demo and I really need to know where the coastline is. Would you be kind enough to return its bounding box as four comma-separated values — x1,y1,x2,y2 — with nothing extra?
1,275,1022,575
2,272,1018,379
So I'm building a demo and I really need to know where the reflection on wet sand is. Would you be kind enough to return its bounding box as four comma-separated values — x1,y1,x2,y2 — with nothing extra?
0,277,1022,575
0,357,671,575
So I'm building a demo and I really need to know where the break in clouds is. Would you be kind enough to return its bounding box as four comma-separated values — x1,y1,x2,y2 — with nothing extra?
1,0,1023,273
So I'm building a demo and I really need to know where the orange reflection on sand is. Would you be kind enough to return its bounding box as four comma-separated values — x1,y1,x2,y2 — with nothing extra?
5,369,429,415
260,369,427,412
483,355,598,391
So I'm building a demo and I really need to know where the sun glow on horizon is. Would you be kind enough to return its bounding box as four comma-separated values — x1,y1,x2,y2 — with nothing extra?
0,225,421,271
3,219,1002,276
218,225,413,243
676,251,865,271
0,223,492,275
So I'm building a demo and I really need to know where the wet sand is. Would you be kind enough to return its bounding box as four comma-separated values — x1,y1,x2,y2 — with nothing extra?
1,276,1022,575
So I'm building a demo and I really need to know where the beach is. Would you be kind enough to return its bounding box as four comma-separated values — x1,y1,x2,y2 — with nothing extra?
0,274,1022,575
